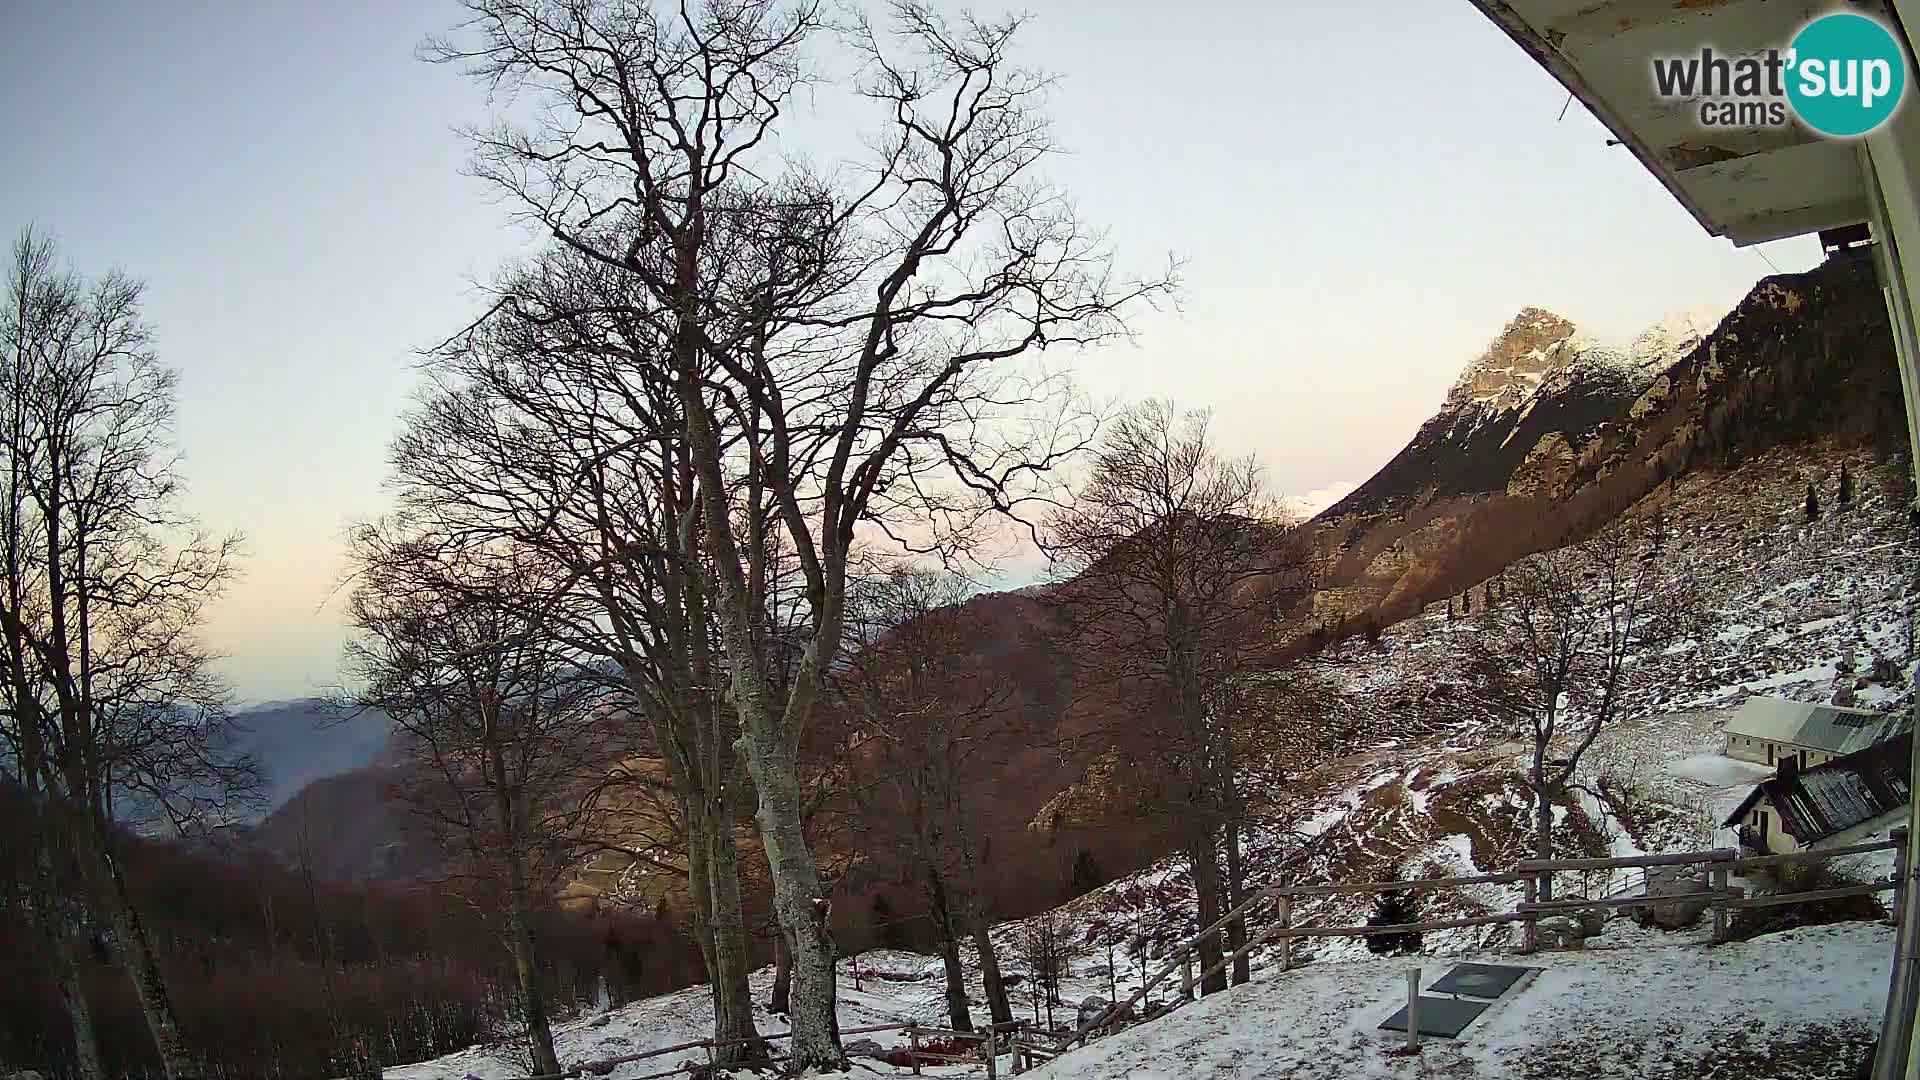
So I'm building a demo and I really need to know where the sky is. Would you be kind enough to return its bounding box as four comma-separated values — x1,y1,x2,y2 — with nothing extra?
0,1,1822,704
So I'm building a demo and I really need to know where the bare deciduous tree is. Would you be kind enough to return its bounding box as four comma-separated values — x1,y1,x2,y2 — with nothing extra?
347,531,617,1077
0,228,245,1080
1459,516,1705,899
839,566,1022,1031
389,242,773,1063
1046,401,1312,994
425,1,1170,1064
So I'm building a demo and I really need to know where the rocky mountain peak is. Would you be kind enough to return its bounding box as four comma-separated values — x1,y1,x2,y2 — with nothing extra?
1446,306,1581,411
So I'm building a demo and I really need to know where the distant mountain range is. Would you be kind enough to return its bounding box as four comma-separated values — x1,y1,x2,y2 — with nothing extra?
222,697,396,819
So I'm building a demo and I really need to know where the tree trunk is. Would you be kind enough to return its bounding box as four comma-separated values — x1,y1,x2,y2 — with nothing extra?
1188,833,1227,995
505,866,562,1078
40,878,103,1080
21,762,103,1080
1223,817,1249,986
737,716,843,1068
57,948,104,1080
937,932,972,1032
701,807,764,1064
1533,777,1556,903
770,931,793,1015
70,807,199,1080
683,809,722,1008
926,868,973,1032
675,288,845,1070
972,915,1013,1026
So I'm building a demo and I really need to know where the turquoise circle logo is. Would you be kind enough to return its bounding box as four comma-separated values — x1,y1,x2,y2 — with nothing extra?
1786,12,1908,137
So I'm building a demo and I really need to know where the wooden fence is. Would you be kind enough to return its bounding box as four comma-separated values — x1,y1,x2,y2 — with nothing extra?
486,1019,1038,1080
451,833,1905,1080
1058,832,1906,1052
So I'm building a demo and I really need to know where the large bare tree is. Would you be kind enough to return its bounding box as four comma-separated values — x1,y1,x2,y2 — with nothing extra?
0,228,246,1080
839,566,1021,1031
426,1,1169,1064
347,530,618,1078
1046,401,1311,994
1459,516,1704,899
388,244,773,1062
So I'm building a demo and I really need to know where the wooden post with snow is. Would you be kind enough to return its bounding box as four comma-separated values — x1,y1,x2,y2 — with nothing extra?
1710,865,1731,944
1181,955,1195,1000
1405,968,1421,1051
984,1025,997,1080
910,1027,921,1075
1521,875,1539,953
1894,827,1910,928
1277,895,1293,972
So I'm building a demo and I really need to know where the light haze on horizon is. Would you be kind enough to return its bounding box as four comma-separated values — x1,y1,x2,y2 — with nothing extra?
0,0,1822,704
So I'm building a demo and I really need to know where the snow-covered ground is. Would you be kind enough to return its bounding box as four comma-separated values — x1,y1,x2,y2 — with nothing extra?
384,950,1006,1080
389,921,1892,1080
1047,444,1912,974
1025,921,1890,1080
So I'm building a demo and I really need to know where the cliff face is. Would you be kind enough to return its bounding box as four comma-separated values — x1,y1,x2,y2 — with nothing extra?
1327,306,1715,519
1314,252,1903,630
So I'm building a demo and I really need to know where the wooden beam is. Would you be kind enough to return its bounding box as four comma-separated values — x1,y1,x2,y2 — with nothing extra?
1516,848,1735,872
1273,911,1529,939
1727,839,1899,873
1726,880,1896,909
1278,870,1534,898
1518,890,1734,915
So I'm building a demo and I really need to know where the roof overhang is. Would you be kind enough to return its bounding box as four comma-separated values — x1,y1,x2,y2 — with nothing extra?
1467,0,1887,245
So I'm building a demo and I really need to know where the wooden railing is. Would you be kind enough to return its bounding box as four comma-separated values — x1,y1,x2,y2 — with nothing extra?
483,1019,1036,1080
462,834,1906,1080
1055,834,1906,1054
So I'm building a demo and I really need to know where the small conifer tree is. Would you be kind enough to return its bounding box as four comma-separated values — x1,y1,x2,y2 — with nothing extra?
1365,883,1423,956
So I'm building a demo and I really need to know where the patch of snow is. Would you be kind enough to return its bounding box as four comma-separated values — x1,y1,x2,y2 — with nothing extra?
1664,754,1774,789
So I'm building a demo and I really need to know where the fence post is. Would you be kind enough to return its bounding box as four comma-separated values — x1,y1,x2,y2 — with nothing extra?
910,1027,921,1075
1521,874,1538,954
1894,827,1910,927
1710,863,1731,945
1405,967,1421,1052
1282,887,1297,972
1181,954,1194,1001
985,1024,997,1080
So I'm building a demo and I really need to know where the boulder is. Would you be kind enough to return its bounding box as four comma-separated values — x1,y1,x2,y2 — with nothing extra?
1536,916,1584,950
1872,655,1906,685
1076,995,1111,1028
1576,908,1607,938
845,1039,888,1060
1641,868,1710,930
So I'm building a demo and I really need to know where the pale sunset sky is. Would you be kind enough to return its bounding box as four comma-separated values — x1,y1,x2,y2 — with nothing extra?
0,1,1821,703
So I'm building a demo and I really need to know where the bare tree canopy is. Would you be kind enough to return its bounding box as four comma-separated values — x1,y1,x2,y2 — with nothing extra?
839,565,1023,1030
347,528,620,1075
0,227,246,1080
1458,515,1707,898
423,0,1173,1064
1045,400,1314,993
